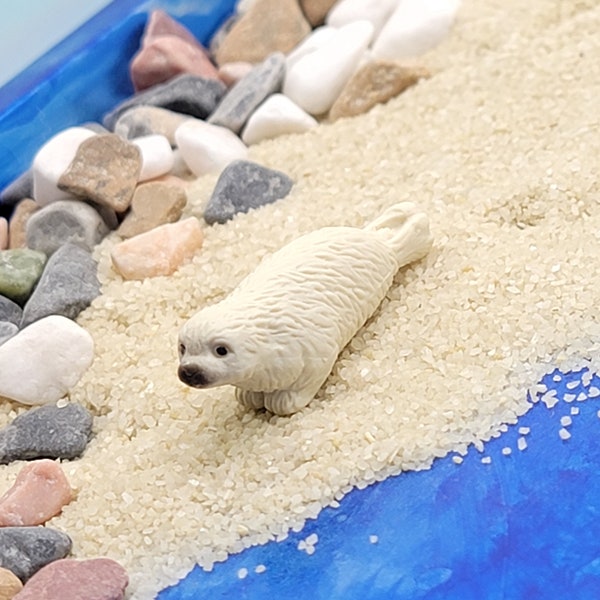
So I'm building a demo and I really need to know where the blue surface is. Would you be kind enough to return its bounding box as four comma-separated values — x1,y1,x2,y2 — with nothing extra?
158,368,600,599
2,4,600,599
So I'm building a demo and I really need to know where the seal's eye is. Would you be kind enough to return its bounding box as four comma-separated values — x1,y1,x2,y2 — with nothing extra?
178,342,186,357
215,345,229,357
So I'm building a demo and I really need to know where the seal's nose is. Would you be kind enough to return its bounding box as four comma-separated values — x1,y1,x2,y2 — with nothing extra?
178,364,210,388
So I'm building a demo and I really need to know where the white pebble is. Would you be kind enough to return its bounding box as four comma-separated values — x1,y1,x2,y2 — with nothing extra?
0,315,94,405
481,456,492,464
326,0,398,37
369,534,379,544
452,455,463,464
571,407,580,415
237,568,248,579
241,94,318,145
541,390,559,408
559,428,571,440
371,0,460,60
32,126,96,205
305,533,319,546
174,119,248,176
589,386,600,398
132,134,174,181
501,447,512,456
517,437,528,451
566,380,580,389
283,20,374,115
305,545,316,555
563,393,576,403
560,415,572,427
518,426,531,435
577,392,587,402
255,564,267,574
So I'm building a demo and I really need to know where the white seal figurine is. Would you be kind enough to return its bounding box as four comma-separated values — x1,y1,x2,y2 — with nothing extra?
178,202,433,415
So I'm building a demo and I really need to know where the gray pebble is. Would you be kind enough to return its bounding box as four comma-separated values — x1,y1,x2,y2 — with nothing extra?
0,295,22,325
0,403,93,464
0,170,33,217
25,199,109,256
20,242,101,328
0,526,72,581
0,321,18,345
208,52,286,134
204,160,294,225
103,74,227,130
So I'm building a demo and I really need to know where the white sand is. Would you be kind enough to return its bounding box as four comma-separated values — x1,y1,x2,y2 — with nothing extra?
2,1,600,598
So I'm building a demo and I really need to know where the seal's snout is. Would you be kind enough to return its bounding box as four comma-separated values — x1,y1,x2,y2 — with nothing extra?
178,364,210,388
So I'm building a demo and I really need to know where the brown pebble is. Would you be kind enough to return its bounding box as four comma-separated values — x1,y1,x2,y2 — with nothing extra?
0,218,7,250
58,134,141,213
131,35,220,92
329,60,430,121
0,567,22,600
214,0,311,65
299,0,338,26
8,199,40,249
117,182,187,239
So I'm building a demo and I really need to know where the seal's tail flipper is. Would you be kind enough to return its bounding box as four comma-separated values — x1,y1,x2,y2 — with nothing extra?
364,202,433,268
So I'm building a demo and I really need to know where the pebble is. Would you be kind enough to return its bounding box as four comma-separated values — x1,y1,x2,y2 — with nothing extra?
0,403,93,464
131,36,219,92
175,119,248,176
132,135,175,182
57,134,141,213
31,128,96,206
7,200,39,249
103,74,226,131
0,527,72,582
204,160,294,225
0,297,22,326
14,558,128,600
214,0,311,65
299,0,338,26
326,0,398,36
117,181,187,239
113,106,189,145
110,217,204,280
0,316,94,407
20,242,101,328
0,460,72,527
218,61,254,87
283,20,375,115
0,171,33,217
0,323,18,346
0,567,22,599
241,93,318,145
0,219,7,250
329,60,430,120
371,0,460,60
0,249,47,306
209,52,286,134
25,200,109,256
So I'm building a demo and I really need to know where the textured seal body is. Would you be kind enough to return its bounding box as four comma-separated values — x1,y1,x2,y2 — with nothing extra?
178,202,432,415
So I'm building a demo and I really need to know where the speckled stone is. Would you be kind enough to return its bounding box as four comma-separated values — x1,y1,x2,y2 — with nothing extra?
0,403,93,463
204,160,294,224
15,558,129,600
103,74,226,131
25,200,109,256
57,135,141,213
0,527,72,582
299,0,338,26
214,0,311,65
329,60,430,120
208,52,286,134
0,566,23,598
7,199,39,249
0,249,47,306
0,297,21,326
117,181,187,239
20,242,101,328
114,106,190,145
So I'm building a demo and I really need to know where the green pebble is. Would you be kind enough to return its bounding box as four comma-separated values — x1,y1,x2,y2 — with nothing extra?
0,249,47,305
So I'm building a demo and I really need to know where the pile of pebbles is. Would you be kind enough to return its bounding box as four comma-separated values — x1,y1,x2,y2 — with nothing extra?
0,1,458,597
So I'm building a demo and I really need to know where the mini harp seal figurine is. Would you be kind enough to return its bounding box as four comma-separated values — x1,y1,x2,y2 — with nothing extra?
178,202,433,415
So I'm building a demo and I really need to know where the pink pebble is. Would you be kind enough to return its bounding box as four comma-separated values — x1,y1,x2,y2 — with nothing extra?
14,558,128,600
0,459,73,527
110,217,204,280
